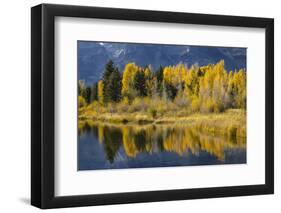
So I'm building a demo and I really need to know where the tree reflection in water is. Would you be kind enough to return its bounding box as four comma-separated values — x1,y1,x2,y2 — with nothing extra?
78,122,246,164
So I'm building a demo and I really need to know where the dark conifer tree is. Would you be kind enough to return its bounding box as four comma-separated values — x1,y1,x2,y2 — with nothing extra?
103,127,122,163
133,70,147,97
91,82,98,102
102,60,115,83
107,68,122,102
85,86,92,103
164,82,178,100
155,65,164,96
102,60,117,103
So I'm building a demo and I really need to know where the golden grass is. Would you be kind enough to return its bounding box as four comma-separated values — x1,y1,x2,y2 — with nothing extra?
79,106,246,138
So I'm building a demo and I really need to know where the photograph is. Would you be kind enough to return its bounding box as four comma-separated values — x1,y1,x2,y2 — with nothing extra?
30,3,274,209
77,41,247,170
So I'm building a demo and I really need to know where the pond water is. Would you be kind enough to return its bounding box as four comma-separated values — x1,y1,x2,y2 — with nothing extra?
78,123,246,170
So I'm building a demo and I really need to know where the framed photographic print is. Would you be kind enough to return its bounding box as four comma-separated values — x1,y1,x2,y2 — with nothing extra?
31,3,274,209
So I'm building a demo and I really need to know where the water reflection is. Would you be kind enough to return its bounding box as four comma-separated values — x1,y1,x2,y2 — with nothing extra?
78,122,246,170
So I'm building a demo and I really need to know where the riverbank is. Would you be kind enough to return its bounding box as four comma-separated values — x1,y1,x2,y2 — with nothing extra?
78,108,246,138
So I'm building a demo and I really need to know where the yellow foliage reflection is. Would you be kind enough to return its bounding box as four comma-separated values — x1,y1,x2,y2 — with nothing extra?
79,121,246,162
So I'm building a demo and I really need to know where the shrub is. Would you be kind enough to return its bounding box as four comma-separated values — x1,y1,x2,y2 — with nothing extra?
214,101,225,113
191,98,200,112
148,108,157,118
201,98,214,113
107,103,117,114
129,97,149,112
228,125,237,140
78,96,86,108
116,102,129,113
115,97,130,113
174,95,190,108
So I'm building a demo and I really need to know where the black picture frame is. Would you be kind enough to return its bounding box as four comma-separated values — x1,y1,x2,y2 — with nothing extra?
31,3,274,209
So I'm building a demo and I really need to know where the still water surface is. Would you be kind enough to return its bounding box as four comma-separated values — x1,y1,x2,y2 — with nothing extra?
78,123,246,170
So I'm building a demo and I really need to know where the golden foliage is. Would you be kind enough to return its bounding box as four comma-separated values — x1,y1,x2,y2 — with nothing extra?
78,96,86,108
98,80,104,104
121,63,139,97
163,63,188,86
80,60,246,119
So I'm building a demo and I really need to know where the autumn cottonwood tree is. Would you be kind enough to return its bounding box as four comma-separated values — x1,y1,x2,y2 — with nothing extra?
79,59,246,114
78,80,91,104
122,63,139,100
144,66,154,97
78,80,86,97
98,80,104,104
232,69,246,109
163,64,188,100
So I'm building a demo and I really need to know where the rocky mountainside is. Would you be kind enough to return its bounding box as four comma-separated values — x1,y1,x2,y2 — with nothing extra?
78,41,246,85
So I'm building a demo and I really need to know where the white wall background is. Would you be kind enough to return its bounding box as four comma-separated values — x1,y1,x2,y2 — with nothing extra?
0,0,279,212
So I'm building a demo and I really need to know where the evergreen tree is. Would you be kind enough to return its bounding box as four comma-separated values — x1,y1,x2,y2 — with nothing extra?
91,82,98,102
85,86,92,104
101,60,123,103
155,65,164,96
107,68,122,102
164,82,178,100
103,127,122,163
102,60,115,83
102,60,116,103
133,70,147,97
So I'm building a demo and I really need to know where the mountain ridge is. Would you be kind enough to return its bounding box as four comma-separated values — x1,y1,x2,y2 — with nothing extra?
78,41,246,85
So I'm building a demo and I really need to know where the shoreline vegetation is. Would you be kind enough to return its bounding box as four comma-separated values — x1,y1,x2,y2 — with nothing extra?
78,59,246,140
79,108,246,139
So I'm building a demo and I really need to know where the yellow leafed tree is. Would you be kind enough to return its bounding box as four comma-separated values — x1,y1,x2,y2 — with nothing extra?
121,63,139,98
163,63,188,87
98,80,104,104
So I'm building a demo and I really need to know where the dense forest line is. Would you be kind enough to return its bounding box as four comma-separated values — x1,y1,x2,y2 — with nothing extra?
78,59,246,114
